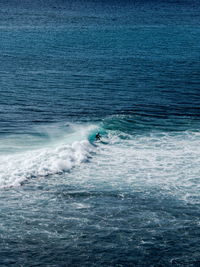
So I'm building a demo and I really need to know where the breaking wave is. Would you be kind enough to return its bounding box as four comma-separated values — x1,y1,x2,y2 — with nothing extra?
0,123,98,188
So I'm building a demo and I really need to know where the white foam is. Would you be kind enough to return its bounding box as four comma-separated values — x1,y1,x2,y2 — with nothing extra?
0,123,97,188
71,130,200,204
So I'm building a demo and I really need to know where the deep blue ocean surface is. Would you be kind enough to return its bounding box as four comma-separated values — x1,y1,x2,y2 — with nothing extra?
1,0,200,266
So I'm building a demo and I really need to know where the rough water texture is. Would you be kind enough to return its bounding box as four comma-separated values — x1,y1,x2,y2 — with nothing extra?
1,0,200,266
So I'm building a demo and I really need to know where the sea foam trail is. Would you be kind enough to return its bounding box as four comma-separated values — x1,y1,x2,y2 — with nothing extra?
74,129,200,204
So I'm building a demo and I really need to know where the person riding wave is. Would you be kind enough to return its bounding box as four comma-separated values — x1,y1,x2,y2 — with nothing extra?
95,133,101,141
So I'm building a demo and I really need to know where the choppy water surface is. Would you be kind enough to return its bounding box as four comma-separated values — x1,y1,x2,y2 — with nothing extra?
1,0,200,266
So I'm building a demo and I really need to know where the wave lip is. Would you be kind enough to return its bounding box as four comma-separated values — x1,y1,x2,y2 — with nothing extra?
0,139,94,188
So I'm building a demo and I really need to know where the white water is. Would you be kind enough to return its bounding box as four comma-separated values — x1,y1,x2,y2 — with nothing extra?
0,123,98,187
69,130,200,204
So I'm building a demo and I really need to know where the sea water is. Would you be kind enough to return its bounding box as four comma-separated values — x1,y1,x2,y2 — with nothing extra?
1,0,200,266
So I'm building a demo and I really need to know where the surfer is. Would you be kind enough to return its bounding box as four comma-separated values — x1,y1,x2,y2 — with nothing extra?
95,133,101,141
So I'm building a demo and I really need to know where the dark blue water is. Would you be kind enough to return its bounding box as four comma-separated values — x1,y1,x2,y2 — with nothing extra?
1,0,200,266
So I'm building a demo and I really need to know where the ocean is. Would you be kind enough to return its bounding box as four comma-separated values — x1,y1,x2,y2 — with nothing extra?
1,0,200,266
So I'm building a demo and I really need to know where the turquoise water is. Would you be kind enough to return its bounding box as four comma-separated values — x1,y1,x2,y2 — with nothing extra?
1,0,200,266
